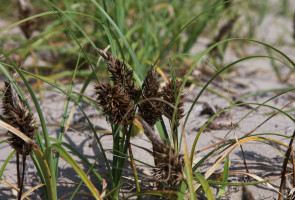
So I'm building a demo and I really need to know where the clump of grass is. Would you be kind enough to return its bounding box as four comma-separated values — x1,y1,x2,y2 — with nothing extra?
2,1,295,199
94,48,187,197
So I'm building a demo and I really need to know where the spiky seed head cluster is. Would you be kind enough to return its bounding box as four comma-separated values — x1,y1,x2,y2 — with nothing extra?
152,139,185,186
138,66,163,126
2,82,37,156
162,79,185,122
95,83,135,125
96,48,138,100
95,49,137,125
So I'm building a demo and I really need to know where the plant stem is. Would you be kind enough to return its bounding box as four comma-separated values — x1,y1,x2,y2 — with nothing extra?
18,155,26,200
126,127,141,199
278,129,295,200
16,153,20,192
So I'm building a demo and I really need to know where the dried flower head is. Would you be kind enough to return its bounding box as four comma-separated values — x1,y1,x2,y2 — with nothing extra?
162,79,185,122
140,119,185,187
138,66,163,126
95,83,135,125
96,48,138,100
18,0,37,39
2,82,36,156
152,139,185,186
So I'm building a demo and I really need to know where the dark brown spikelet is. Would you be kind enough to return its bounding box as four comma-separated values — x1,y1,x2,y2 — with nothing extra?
2,82,36,156
18,0,37,39
162,79,185,122
96,48,138,100
152,139,185,186
138,66,163,126
95,83,135,125
141,119,185,187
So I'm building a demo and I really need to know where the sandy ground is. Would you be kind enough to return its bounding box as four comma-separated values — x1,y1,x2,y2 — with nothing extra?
1,2,295,200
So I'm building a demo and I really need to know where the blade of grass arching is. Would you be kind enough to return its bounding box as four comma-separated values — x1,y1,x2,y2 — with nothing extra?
217,156,229,196
19,68,113,182
51,144,102,200
69,155,102,200
0,121,35,148
54,51,80,179
0,150,15,180
0,139,8,145
0,52,57,196
42,0,99,83
191,96,295,165
112,149,154,168
185,79,230,101
197,102,276,158
21,184,44,200
223,87,295,140
232,86,295,104
183,1,221,53
154,0,232,65
184,54,293,131
194,173,214,200
190,136,278,194
33,149,55,200
213,170,283,196
90,0,144,82
48,137,103,181
278,130,295,200
64,46,107,132
0,11,55,35
42,2,118,55
266,47,282,81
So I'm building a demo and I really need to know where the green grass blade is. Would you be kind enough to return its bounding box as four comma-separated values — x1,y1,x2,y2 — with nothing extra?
194,173,214,200
33,149,56,200
217,156,229,196
54,51,80,178
51,144,102,200
90,0,144,82
0,150,15,180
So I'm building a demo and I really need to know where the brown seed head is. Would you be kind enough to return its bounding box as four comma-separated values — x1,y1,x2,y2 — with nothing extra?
140,119,185,186
152,138,185,186
96,48,138,100
162,79,185,122
95,83,135,125
138,66,163,126
2,82,36,156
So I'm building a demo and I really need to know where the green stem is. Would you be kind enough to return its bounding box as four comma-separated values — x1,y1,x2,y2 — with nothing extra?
126,127,141,199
